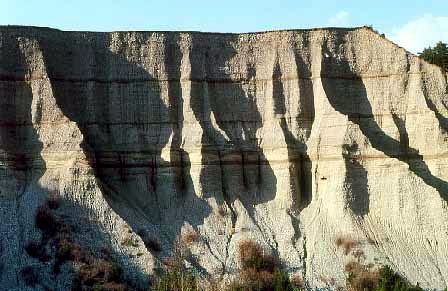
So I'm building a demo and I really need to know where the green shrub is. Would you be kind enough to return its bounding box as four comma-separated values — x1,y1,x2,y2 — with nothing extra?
345,262,423,291
376,266,423,291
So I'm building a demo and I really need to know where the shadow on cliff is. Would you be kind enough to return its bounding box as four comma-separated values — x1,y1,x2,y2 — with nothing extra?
37,31,217,274
272,52,314,212
188,34,279,250
320,32,448,210
342,143,369,216
0,33,145,289
421,74,448,135
0,32,47,286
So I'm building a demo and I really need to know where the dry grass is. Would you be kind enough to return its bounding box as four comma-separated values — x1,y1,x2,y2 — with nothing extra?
152,270,201,291
239,267,274,289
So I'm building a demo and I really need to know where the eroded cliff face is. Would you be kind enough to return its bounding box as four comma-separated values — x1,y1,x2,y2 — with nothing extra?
1,26,448,289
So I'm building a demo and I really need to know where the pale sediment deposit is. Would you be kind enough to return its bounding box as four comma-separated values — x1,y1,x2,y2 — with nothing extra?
0,26,448,289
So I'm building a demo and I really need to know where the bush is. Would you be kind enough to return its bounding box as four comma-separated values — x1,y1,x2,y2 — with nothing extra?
35,205,58,234
78,259,119,285
25,241,49,262
376,266,423,291
20,266,38,286
230,240,298,291
347,268,379,291
56,239,83,262
72,256,129,290
238,240,276,272
344,262,423,291
54,239,83,273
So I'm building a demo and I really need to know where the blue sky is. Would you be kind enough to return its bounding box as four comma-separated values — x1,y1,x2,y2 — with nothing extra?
1,0,447,53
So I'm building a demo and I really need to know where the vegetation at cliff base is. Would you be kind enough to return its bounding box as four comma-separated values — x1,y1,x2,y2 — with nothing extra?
336,236,423,291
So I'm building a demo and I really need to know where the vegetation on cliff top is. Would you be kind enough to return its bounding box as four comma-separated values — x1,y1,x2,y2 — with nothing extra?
419,41,448,71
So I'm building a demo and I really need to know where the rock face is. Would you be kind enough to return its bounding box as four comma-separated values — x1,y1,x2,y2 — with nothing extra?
0,26,448,289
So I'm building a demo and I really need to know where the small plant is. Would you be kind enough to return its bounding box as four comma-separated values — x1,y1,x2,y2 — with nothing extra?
121,237,139,248
182,228,199,245
336,236,357,255
56,240,129,290
47,191,62,210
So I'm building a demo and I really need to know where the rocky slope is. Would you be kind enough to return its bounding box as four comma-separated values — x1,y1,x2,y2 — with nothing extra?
0,25,447,290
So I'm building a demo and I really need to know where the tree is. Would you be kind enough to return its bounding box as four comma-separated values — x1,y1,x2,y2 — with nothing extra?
419,42,448,71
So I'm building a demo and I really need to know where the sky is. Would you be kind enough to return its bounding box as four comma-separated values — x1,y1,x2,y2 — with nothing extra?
1,0,447,53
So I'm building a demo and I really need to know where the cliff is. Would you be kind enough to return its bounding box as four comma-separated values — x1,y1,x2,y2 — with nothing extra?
0,26,448,289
